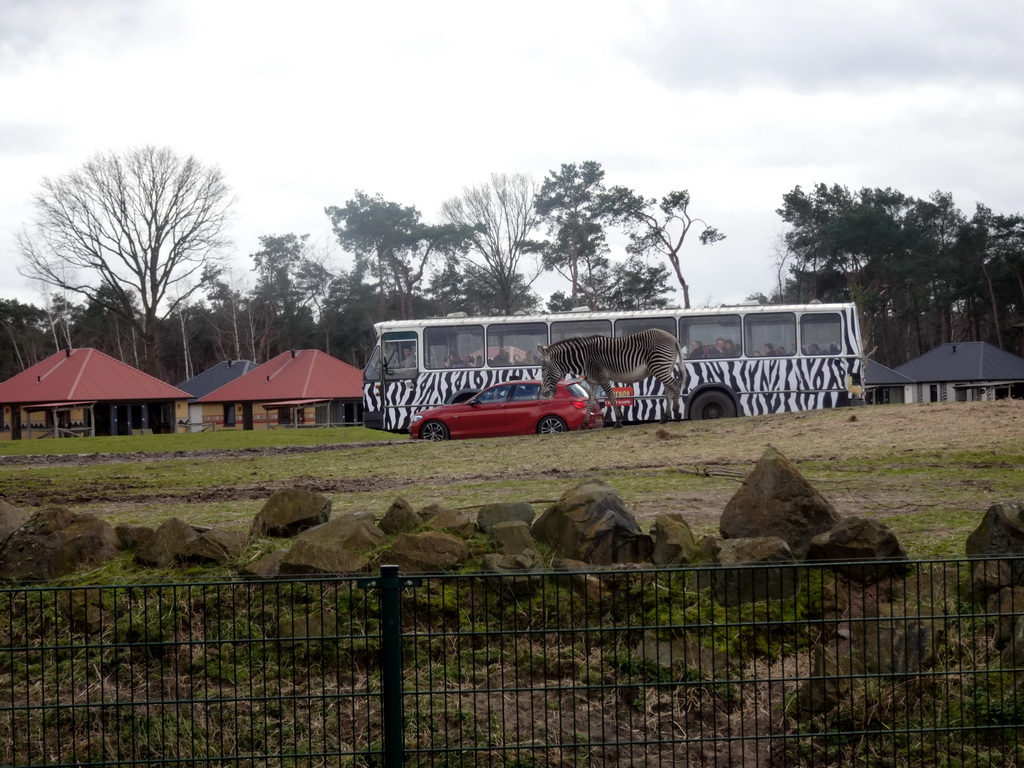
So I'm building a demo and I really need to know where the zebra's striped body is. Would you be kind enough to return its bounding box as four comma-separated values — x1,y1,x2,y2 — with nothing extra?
539,329,687,427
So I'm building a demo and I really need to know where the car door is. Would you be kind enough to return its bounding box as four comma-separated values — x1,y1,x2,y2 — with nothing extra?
504,382,542,434
455,384,513,438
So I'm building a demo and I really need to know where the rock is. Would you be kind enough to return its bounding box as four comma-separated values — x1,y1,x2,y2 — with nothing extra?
553,558,610,602
379,497,422,535
490,520,536,556
711,537,800,606
481,550,543,597
795,647,853,714
115,524,155,551
651,513,697,565
135,518,200,568
966,501,1024,582
0,499,31,545
296,513,387,553
987,586,1024,649
805,517,909,583
851,603,940,675
389,531,470,572
635,629,731,678
178,528,248,565
971,559,1014,603
719,447,840,558
251,488,331,537
0,508,120,581
423,505,477,537
532,480,653,565
477,502,536,534
57,587,105,634
278,541,370,575
240,549,287,579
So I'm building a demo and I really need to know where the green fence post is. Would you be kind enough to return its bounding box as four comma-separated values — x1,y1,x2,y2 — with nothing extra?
378,564,416,768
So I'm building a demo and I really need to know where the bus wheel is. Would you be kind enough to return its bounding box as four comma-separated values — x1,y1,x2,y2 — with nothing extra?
689,391,737,420
420,420,450,441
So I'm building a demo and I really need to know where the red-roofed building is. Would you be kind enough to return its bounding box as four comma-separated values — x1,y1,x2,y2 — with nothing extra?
0,348,191,440
196,349,364,429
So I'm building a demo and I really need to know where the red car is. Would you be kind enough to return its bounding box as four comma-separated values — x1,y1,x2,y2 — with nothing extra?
409,380,604,440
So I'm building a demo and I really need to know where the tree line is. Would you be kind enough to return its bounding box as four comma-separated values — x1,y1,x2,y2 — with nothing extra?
4,146,1022,385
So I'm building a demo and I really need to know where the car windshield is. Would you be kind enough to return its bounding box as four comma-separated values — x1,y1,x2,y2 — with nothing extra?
566,382,589,398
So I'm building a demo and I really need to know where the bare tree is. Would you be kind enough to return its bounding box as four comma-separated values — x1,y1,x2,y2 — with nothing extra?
440,173,543,314
17,146,234,374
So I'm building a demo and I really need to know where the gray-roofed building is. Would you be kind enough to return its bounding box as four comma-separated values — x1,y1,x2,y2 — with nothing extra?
179,360,258,431
865,359,916,404
892,342,1024,403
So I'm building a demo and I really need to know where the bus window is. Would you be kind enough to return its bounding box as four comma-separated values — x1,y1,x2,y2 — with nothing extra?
486,322,547,366
745,313,797,357
365,331,420,380
551,319,612,342
800,313,842,355
680,315,741,358
424,325,485,369
614,317,676,337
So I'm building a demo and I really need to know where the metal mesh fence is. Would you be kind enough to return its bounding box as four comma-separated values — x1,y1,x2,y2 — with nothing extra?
1,559,1022,767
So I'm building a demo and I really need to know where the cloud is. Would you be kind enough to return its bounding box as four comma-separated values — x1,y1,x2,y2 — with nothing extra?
626,1,1024,94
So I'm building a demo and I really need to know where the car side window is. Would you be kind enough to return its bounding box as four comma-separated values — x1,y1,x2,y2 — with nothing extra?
475,385,512,404
511,383,540,401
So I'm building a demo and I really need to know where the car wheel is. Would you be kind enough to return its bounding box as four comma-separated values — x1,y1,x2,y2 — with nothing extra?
420,420,450,441
689,391,737,420
537,416,568,434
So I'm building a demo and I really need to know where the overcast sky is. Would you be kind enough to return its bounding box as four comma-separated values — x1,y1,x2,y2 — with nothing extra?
2,0,1022,310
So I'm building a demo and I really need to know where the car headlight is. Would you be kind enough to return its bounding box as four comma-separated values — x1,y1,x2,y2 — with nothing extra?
410,414,423,424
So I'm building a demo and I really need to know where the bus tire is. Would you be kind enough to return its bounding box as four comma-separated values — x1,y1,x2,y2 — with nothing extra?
689,391,737,420
420,420,450,441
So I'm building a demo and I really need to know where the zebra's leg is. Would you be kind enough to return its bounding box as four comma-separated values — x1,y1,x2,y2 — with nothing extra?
663,377,681,422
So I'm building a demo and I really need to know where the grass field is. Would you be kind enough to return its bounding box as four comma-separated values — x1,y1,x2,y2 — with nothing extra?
1,400,1023,562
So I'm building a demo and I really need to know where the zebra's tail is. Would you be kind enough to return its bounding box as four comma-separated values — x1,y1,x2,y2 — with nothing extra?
674,339,689,394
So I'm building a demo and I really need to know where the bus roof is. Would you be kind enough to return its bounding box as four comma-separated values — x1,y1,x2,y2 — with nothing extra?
373,303,856,334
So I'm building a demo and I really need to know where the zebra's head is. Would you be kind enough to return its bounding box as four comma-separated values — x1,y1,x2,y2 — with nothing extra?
537,343,563,400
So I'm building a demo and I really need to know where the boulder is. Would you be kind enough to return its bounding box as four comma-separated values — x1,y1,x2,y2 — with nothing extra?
635,629,732,678
240,549,288,579
532,480,653,565
0,499,31,545
477,502,536,535
379,497,422,535
712,537,800,606
389,531,470,572
0,508,120,581
296,513,386,553
851,602,941,675
114,523,155,551
178,528,248,565
805,517,909,583
251,488,331,537
481,549,543,597
279,541,370,575
57,587,106,634
795,646,854,714
651,513,697,565
423,505,477,537
719,447,840,558
553,558,610,603
135,518,200,567
987,586,1024,649
971,559,1014,603
966,501,1024,582
489,520,536,556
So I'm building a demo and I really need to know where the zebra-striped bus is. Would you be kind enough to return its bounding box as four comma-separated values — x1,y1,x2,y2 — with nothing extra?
362,303,865,432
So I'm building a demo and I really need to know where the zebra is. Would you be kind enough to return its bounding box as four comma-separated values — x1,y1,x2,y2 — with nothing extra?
538,328,688,427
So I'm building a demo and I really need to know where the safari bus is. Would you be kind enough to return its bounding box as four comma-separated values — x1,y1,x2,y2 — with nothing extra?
362,302,865,433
